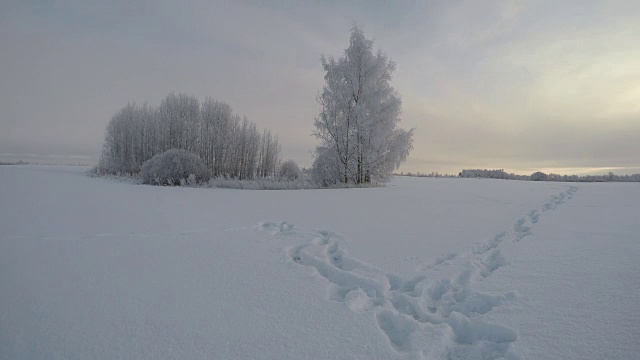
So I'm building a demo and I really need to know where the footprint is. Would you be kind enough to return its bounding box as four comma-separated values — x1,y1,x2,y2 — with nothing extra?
444,312,517,358
473,232,506,255
312,236,329,245
344,288,375,312
529,209,540,224
287,244,305,263
480,250,508,277
376,310,419,351
426,279,452,305
258,221,295,235
513,218,531,241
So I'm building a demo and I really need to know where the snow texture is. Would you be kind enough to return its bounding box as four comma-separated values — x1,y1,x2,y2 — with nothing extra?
1,165,639,359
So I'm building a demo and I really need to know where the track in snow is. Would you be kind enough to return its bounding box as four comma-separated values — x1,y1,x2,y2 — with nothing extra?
258,185,578,359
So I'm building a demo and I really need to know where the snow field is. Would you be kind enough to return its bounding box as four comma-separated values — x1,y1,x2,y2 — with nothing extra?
1,165,639,359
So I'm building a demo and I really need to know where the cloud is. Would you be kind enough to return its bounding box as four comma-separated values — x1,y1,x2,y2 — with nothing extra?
1,0,639,174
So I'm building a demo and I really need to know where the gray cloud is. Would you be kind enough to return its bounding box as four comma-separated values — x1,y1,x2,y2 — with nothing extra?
1,0,638,174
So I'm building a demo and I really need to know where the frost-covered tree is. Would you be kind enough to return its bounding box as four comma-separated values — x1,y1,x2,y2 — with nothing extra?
310,146,342,187
312,26,414,185
158,93,200,153
257,129,281,178
200,98,233,176
98,102,156,174
279,160,301,180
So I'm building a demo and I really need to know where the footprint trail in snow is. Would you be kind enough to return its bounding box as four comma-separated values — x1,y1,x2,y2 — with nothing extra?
258,186,578,359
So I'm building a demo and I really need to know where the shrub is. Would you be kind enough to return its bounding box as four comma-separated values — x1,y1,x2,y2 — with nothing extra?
139,149,210,186
279,160,301,180
530,171,548,181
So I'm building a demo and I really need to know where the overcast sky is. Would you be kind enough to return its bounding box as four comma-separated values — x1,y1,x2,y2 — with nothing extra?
1,0,639,175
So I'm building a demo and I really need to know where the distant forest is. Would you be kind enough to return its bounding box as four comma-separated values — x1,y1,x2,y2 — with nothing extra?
398,169,640,182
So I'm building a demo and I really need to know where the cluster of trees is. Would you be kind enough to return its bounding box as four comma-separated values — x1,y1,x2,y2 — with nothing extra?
459,169,640,182
0,161,28,166
96,27,414,189
397,171,457,178
459,169,530,180
311,26,414,186
97,93,281,180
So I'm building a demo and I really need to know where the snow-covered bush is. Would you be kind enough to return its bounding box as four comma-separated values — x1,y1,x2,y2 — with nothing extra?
139,149,210,186
279,160,301,180
530,171,548,181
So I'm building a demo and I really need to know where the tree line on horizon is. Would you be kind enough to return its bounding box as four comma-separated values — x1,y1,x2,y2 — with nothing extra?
397,169,640,182
456,169,640,182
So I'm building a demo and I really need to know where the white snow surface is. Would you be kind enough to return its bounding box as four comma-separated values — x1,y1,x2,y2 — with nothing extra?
1,165,639,359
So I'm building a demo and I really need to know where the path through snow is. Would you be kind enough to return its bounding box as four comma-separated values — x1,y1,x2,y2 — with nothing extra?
259,186,578,359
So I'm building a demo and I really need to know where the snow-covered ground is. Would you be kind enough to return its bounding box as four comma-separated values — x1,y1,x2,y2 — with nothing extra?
1,165,638,359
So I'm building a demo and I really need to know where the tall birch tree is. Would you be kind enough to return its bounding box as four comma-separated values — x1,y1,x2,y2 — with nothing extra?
313,26,414,185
